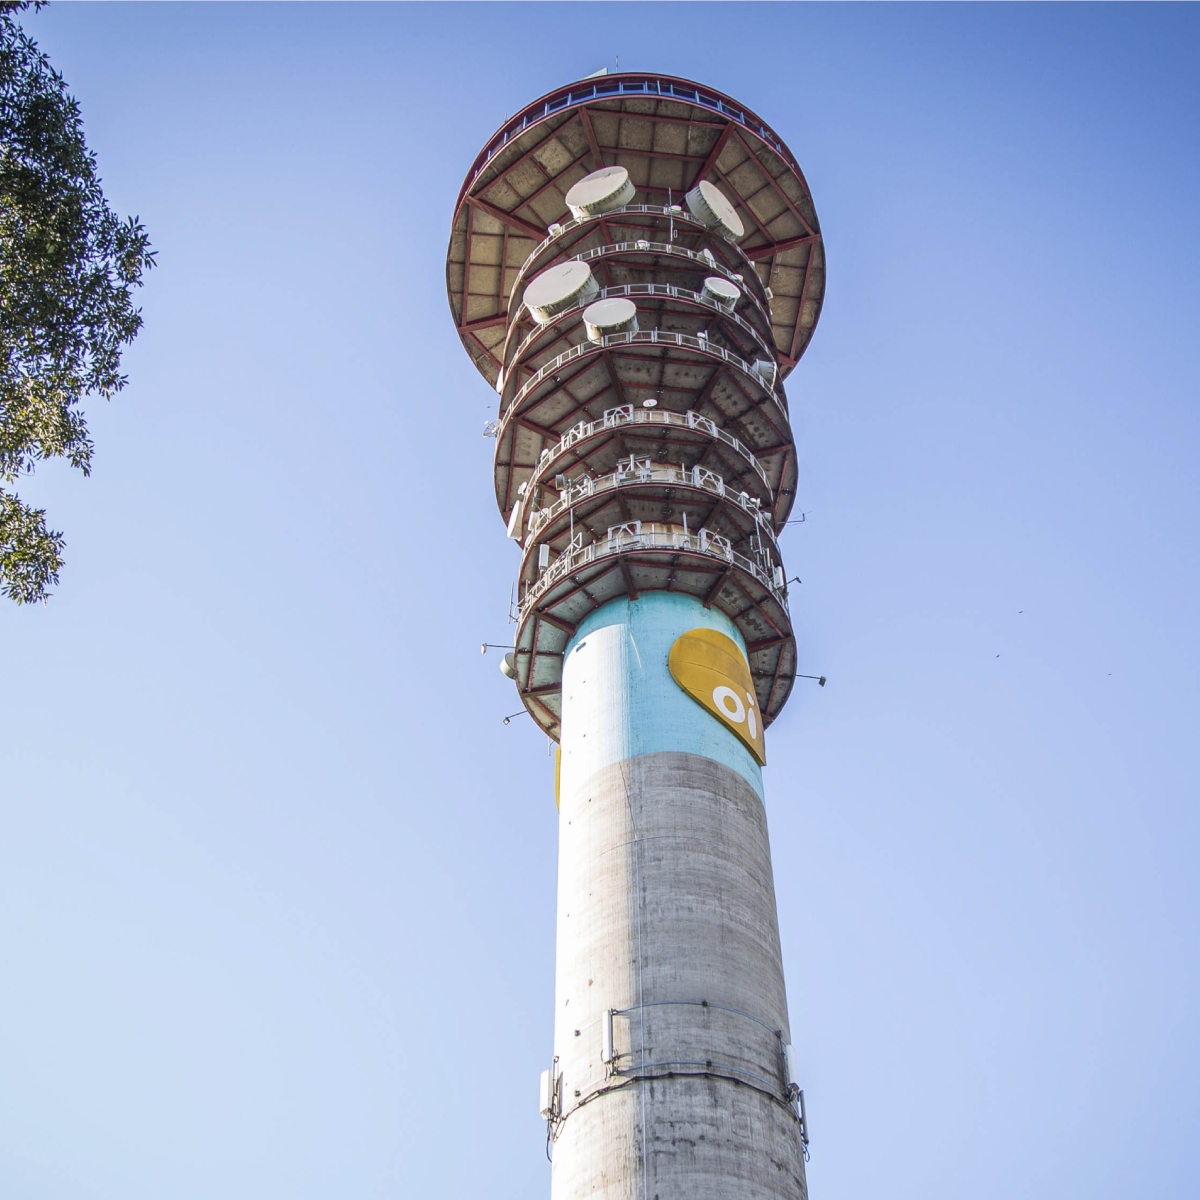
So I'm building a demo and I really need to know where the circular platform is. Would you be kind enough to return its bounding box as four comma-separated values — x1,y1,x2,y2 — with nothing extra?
447,74,820,740
447,73,824,387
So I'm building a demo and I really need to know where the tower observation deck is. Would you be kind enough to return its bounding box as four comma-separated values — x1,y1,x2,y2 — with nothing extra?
447,73,825,1200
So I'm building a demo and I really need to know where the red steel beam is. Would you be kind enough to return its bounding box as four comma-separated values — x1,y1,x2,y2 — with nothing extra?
702,566,732,609
460,313,507,334
579,108,604,171
695,123,734,183
619,555,640,601
534,609,578,636
746,634,789,653
744,233,820,262
465,194,546,241
732,130,817,238
459,203,472,323
713,165,772,243
789,246,818,363
466,330,502,368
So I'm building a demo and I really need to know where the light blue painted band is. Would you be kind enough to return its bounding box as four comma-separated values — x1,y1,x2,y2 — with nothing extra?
559,592,765,798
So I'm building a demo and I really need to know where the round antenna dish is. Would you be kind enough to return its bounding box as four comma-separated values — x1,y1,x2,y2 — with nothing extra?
523,261,600,324
500,651,518,680
564,165,636,220
752,359,776,388
582,297,638,343
701,276,740,309
685,180,745,240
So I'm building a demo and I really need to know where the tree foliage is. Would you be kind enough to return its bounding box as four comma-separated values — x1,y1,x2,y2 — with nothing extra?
0,1,153,603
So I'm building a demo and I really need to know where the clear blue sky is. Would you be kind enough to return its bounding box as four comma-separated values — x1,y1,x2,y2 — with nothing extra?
2,4,1197,1198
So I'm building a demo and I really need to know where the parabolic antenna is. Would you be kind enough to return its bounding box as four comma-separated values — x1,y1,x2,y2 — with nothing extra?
582,297,638,342
565,165,636,220
685,179,745,240
701,275,741,309
523,260,599,323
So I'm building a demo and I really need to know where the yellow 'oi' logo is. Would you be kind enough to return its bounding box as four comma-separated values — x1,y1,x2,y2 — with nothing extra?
711,685,759,741
668,628,766,765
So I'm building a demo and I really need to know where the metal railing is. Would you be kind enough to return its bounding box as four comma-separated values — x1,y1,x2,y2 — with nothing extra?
519,521,787,624
533,405,769,491
523,461,779,549
457,74,802,208
501,329,785,431
508,238,767,335
519,204,709,269
502,282,773,382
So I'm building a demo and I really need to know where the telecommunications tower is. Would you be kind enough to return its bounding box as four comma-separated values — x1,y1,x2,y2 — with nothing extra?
447,73,825,1200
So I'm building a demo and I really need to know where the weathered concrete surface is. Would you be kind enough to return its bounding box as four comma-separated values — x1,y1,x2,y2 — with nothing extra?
551,750,807,1200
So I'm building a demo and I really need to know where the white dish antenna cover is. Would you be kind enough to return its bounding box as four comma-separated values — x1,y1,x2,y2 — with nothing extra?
565,165,636,220
523,260,600,324
701,275,740,309
685,179,745,241
752,358,777,389
583,297,638,343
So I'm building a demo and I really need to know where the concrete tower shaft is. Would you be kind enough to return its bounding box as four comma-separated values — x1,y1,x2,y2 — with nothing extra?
447,74,824,1200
